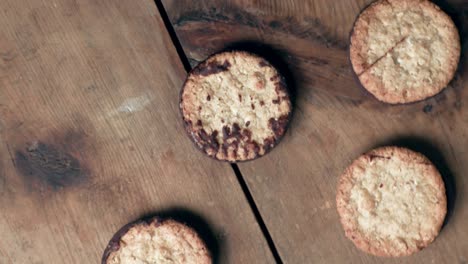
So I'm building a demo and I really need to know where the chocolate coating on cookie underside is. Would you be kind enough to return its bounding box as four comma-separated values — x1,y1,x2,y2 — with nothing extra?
181,51,291,162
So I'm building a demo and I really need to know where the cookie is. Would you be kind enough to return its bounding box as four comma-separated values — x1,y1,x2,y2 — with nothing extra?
102,218,211,264
336,146,446,257
350,0,460,104
180,51,292,162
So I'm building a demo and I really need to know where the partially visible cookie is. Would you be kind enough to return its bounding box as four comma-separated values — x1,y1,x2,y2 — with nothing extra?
180,51,292,162
350,0,460,104
102,218,211,264
336,146,446,257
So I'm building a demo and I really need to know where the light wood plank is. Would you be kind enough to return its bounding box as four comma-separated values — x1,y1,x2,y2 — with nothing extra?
0,0,275,263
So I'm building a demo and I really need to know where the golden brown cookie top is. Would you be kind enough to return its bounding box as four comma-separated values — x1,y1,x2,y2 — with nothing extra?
350,0,460,104
103,218,211,264
336,146,446,257
180,51,292,162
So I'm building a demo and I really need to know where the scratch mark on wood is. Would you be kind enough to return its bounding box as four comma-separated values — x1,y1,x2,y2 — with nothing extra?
5,143,16,168
117,95,152,114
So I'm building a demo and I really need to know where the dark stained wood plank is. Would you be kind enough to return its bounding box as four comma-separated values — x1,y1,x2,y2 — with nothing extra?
162,0,468,263
0,0,275,263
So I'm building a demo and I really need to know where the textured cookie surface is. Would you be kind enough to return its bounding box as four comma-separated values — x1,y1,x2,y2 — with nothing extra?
350,0,460,104
103,218,211,264
336,147,446,257
181,51,291,162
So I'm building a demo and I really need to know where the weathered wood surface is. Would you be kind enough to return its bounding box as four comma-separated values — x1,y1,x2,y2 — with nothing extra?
163,0,468,263
0,0,275,263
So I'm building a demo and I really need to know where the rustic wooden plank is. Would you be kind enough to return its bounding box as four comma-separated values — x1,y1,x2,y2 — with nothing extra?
162,0,468,263
0,0,275,263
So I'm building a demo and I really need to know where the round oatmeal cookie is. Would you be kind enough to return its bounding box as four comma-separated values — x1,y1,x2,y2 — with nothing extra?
350,0,460,104
102,218,211,264
180,51,292,162
336,146,446,257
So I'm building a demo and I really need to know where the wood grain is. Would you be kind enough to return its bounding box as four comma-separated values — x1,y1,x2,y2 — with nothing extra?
162,0,468,263
0,0,275,263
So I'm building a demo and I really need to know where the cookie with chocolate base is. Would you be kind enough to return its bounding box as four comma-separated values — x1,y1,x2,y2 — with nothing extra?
180,51,292,162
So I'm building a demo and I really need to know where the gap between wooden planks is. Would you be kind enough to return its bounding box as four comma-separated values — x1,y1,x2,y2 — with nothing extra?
153,1,284,262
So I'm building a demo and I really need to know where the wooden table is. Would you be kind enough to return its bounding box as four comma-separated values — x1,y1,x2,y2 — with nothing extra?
0,0,466,263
